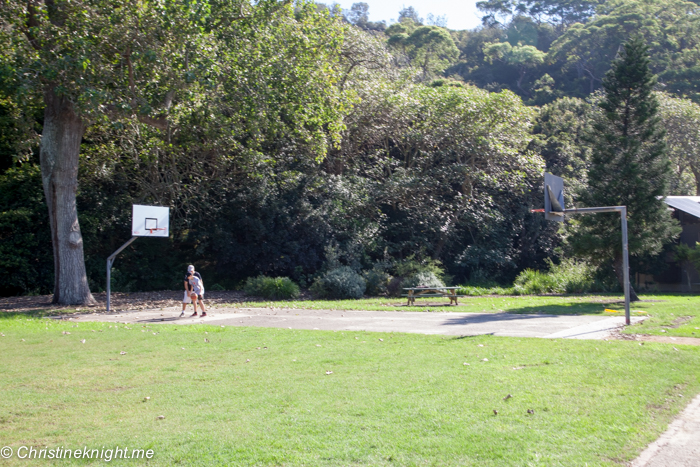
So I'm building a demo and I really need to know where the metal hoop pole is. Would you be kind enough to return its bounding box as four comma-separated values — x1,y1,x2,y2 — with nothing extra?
620,207,631,325
106,237,138,312
563,206,631,325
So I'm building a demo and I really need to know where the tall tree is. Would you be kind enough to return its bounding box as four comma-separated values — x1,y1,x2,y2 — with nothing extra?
476,0,600,28
386,24,459,79
548,0,700,100
1,0,348,305
2,0,211,305
572,36,680,299
398,6,422,25
483,41,546,97
656,93,700,195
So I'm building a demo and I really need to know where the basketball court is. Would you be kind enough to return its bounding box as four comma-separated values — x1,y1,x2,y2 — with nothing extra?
74,306,645,340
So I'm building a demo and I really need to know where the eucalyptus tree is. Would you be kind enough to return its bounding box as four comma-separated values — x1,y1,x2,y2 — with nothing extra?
656,93,700,194
483,41,546,97
333,41,547,279
1,0,350,304
548,0,700,100
386,24,459,79
529,96,593,200
477,0,601,28
1,0,214,304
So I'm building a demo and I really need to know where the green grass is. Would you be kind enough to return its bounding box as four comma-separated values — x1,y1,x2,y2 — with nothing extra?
1,314,699,466
220,294,700,338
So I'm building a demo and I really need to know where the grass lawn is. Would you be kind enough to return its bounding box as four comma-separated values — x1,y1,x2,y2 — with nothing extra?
1,312,699,466
222,294,700,338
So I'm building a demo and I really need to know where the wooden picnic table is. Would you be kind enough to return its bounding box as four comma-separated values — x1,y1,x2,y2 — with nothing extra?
403,286,462,306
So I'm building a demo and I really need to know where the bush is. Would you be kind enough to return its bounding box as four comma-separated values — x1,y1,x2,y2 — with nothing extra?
386,276,404,297
0,165,54,296
244,276,300,300
513,259,600,294
403,271,445,288
457,285,516,296
363,269,391,296
393,255,445,281
548,258,598,293
384,256,446,297
513,269,559,294
310,267,366,299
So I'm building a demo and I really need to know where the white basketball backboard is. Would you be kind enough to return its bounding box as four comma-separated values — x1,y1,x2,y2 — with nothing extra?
132,205,169,237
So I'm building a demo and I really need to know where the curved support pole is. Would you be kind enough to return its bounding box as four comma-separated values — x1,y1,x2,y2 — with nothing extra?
106,237,138,312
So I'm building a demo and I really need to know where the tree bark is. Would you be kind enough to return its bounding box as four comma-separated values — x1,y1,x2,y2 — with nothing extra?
690,163,700,196
613,255,639,302
40,89,96,306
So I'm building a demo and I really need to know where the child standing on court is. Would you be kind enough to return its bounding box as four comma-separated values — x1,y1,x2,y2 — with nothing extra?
186,265,206,317
180,265,206,317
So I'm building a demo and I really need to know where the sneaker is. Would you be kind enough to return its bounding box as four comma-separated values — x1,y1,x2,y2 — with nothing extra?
200,312,207,317
190,312,198,317
179,312,185,318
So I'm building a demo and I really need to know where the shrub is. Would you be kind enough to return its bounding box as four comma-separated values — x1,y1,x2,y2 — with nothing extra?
244,276,300,300
457,285,516,296
513,259,600,294
385,256,446,297
513,269,559,294
393,255,445,280
363,269,391,296
386,276,404,297
310,267,366,299
547,258,597,293
403,271,445,289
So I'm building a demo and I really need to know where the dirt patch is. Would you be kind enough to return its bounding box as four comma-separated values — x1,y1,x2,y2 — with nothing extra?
613,332,700,346
668,316,693,328
0,291,279,314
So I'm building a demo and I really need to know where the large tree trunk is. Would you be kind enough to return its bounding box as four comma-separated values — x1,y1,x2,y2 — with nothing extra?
40,89,96,306
614,255,639,302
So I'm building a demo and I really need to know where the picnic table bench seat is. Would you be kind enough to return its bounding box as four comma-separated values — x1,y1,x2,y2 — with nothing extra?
401,293,468,297
402,287,463,306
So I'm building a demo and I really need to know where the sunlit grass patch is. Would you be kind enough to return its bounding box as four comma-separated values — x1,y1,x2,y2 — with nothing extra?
0,315,699,466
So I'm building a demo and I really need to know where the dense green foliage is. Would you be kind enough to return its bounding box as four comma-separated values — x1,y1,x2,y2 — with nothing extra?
2,0,699,296
243,276,301,300
0,165,52,295
513,258,601,294
310,267,367,299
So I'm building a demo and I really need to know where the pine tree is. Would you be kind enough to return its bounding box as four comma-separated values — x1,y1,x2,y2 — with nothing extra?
572,36,680,300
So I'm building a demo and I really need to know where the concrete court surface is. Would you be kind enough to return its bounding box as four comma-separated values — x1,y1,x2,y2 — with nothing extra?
75,306,645,340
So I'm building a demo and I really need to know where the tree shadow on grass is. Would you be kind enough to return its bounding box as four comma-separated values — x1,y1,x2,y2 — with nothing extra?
438,298,630,328
0,309,77,320
438,311,584,328
504,300,626,316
